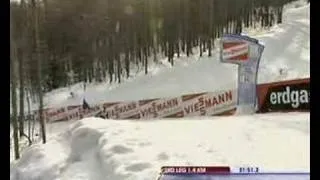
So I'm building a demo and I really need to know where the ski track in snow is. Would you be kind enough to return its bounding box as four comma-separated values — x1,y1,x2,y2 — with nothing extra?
257,5,310,83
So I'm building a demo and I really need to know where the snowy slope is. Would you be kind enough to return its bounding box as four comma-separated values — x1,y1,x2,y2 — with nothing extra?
11,1,310,112
10,2,310,180
255,4,310,83
35,2,309,109
11,114,309,180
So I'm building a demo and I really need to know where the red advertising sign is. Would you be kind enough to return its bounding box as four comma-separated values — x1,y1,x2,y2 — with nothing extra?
222,41,249,62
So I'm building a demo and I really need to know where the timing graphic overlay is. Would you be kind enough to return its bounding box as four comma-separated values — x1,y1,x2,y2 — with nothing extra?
157,166,309,180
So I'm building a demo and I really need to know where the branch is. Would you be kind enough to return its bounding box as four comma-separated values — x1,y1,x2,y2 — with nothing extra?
21,132,33,146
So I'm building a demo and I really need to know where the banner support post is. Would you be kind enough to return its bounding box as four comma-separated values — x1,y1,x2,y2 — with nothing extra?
220,34,264,114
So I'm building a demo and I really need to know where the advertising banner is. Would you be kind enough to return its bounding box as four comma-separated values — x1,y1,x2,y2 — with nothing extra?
221,40,250,63
205,90,237,115
66,105,81,121
139,97,183,119
40,105,81,122
257,78,310,113
220,34,264,113
181,90,237,117
45,107,68,122
102,101,140,119
181,92,208,117
81,104,103,118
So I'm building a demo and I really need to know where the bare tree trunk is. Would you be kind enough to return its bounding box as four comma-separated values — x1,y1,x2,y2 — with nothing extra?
125,48,130,78
169,42,174,66
144,47,148,74
116,54,121,83
32,0,46,144
208,39,212,57
208,0,213,58
19,51,25,137
236,18,242,34
277,6,283,24
153,34,158,62
11,60,20,160
27,88,36,142
27,89,31,139
199,38,203,57
31,112,36,142
175,42,180,58
10,13,20,160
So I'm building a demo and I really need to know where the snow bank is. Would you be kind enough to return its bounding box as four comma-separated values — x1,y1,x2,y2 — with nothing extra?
11,113,309,180
10,119,76,163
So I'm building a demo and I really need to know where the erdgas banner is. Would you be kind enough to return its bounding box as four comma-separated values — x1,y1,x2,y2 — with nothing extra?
220,34,264,114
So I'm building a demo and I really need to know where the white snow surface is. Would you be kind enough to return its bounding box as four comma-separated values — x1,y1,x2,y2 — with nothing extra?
10,2,310,180
11,114,309,180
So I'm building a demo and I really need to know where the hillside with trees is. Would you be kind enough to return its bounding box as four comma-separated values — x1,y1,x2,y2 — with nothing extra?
11,0,297,95
10,0,300,159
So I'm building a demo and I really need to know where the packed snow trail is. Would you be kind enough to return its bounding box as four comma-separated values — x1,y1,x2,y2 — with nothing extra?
10,113,309,180
256,4,310,83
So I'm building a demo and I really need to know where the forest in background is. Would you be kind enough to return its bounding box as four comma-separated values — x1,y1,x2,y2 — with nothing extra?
10,0,300,96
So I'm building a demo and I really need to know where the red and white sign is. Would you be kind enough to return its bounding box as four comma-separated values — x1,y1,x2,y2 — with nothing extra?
45,107,68,122
139,97,183,119
205,90,237,115
222,41,249,62
181,92,207,117
32,89,239,122
66,105,81,120
104,101,140,119
42,105,82,122
81,104,103,118
182,90,237,117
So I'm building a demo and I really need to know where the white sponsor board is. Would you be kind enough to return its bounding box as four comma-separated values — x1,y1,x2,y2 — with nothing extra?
45,107,68,122
66,106,81,121
42,105,82,122
32,90,239,122
81,104,103,118
205,90,237,115
181,93,207,117
104,101,140,119
139,97,183,119
182,90,237,117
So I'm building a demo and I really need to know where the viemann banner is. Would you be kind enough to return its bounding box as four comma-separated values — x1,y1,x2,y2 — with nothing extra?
220,34,264,114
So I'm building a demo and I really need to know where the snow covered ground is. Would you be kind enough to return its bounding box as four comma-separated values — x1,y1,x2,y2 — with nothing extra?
10,1,309,180
10,120,75,162
11,114,309,180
